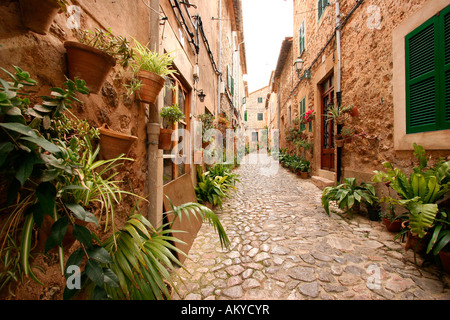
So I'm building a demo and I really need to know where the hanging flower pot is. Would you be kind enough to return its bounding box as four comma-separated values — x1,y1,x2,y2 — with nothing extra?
98,124,138,160
135,70,166,104
159,128,174,151
350,106,359,118
336,139,345,148
64,41,116,94
19,0,61,35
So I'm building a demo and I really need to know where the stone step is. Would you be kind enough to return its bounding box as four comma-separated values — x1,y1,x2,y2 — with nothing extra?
311,176,335,190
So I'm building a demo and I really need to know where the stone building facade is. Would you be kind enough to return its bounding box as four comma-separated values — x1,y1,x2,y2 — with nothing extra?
274,0,450,188
0,0,246,299
245,86,270,129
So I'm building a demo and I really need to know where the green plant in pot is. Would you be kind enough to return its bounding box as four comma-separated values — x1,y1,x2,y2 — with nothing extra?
372,144,450,258
19,0,68,35
380,204,406,232
159,103,185,151
322,178,378,218
127,40,178,104
64,28,134,93
424,207,450,273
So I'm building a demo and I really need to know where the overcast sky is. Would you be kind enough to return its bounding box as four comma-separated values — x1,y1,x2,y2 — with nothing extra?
242,0,293,93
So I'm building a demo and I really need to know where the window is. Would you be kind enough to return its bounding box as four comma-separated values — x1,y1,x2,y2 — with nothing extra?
163,77,190,185
258,97,263,103
227,65,234,96
299,98,306,131
405,6,450,134
318,0,328,20
257,113,264,121
252,132,258,142
299,19,305,56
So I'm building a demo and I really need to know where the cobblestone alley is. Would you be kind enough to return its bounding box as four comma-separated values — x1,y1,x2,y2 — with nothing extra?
173,153,450,300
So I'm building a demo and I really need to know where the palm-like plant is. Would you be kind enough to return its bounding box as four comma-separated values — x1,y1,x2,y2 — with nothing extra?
85,199,229,300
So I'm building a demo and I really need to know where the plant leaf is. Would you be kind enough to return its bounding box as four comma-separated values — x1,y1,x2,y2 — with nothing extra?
86,246,112,264
73,224,93,248
85,260,104,287
45,215,69,252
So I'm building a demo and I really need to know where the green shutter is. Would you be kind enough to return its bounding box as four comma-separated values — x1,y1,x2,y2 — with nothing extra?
299,20,305,56
300,98,306,131
406,16,438,133
245,111,247,122
406,5,450,134
444,9,450,125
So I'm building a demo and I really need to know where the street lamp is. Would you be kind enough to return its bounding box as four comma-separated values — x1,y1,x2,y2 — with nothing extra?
198,90,206,102
294,57,311,80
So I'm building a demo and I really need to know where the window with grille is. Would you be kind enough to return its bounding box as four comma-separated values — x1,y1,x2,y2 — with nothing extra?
257,113,263,121
405,5,450,134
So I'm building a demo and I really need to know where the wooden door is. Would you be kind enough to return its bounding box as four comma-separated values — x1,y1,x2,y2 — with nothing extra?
321,77,335,171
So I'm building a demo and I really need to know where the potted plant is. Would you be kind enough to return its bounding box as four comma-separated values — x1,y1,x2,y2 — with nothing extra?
64,28,134,93
159,104,185,151
372,144,449,256
322,178,378,218
341,127,354,143
380,204,405,232
19,0,67,35
128,40,178,104
425,209,450,273
97,123,138,160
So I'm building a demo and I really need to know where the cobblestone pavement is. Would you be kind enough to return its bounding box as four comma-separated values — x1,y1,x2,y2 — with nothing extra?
173,153,450,300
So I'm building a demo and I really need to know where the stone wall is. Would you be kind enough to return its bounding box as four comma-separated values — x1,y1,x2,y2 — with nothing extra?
0,0,155,299
289,0,450,183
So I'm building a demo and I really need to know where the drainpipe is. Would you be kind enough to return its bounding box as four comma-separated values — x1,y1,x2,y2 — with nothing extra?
217,0,222,115
146,0,164,228
335,0,343,184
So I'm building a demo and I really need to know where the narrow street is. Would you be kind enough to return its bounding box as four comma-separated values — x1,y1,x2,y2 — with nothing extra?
174,153,450,300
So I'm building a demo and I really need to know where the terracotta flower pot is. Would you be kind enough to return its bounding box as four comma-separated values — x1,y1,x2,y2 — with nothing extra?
135,70,165,104
98,124,138,160
439,251,450,274
336,139,344,148
19,0,61,35
300,171,308,179
159,128,173,151
64,41,116,94
350,106,359,117
405,232,427,253
383,218,402,232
